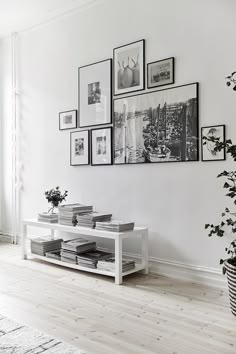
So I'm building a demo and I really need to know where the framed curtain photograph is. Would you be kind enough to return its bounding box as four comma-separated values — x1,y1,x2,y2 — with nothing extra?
91,127,112,166
114,83,199,165
59,110,77,130
201,125,226,161
70,130,90,166
147,57,175,89
78,59,112,128
113,39,145,96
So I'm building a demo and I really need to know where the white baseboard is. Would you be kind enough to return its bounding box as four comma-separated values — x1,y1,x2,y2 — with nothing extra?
0,233,226,289
100,248,226,289
148,256,226,289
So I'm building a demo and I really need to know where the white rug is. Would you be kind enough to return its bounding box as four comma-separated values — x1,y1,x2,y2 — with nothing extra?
0,314,84,353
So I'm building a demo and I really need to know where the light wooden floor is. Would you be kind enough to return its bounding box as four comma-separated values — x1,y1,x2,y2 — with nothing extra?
0,243,235,354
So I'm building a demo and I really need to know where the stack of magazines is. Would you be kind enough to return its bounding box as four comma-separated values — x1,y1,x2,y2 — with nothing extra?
97,257,135,272
58,204,93,226
60,237,96,264
31,236,62,256
96,220,134,232
38,212,58,223
45,250,61,260
76,211,112,228
76,249,112,269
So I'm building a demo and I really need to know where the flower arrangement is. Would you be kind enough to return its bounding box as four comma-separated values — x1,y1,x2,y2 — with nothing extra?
45,186,68,213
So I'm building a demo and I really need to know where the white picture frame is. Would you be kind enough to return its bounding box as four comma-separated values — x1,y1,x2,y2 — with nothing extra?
78,59,112,128
147,57,175,89
91,127,112,166
201,125,226,161
59,110,77,130
70,130,90,166
113,39,145,96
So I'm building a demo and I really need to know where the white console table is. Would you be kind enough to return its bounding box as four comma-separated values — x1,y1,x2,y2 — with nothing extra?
22,219,149,285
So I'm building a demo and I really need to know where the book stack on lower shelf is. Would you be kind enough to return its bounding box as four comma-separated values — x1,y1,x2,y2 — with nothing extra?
97,257,135,272
30,237,136,273
96,221,135,232
76,212,112,228
76,250,112,269
58,204,93,226
60,238,96,264
30,236,62,256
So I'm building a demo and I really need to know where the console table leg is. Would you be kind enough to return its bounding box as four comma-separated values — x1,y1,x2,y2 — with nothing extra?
21,224,27,260
141,230,149,274
115,238,122,285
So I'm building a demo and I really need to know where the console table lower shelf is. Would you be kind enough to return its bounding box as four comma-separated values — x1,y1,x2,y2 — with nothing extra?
22,219,149,285
29,253,145,278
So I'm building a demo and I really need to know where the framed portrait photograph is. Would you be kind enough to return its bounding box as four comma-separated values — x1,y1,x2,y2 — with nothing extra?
59,110,77,130
147,57,174,89
113,39,145,96
78,59,112,128
114,83,199,165
70,130,90,166
201,125,226,161
91,127,112,166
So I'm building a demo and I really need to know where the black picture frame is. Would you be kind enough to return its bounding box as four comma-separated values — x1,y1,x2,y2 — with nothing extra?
201,124,226,162
91,127,113,166
113,82,199,165
113,39,145,96
70,130,90,166
78,58,112,128
59,110,77,130
147,57,175,89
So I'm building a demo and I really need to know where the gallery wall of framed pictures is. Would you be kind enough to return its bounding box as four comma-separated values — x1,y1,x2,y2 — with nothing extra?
58,36,227,167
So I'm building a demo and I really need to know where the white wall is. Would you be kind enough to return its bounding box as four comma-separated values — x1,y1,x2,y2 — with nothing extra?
1,0,236,276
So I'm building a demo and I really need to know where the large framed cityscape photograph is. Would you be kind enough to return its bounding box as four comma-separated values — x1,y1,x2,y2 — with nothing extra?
114,83,199,164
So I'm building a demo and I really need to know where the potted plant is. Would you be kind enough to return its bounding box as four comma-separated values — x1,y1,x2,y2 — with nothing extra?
45,186,68,214
204,137,236,316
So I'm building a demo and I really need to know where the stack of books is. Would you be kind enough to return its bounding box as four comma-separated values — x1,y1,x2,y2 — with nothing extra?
95,220,134,232
58,204,93,226
76,249,113,269
60,237,96,264
31,236,62,256
76,211,112,228
45,250,61,260
97,257,135,272
38,212,58,223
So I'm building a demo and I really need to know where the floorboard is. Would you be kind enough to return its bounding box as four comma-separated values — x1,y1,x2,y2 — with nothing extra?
0,243,235,354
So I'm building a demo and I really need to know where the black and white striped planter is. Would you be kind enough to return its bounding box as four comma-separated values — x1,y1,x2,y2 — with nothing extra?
224,259,236,317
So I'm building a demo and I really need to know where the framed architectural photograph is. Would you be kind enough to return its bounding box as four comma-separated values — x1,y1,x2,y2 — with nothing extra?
78,59,112,128
70,130,90,166
114,83,199,164
113,39,145,96
201,125,226,161
59,110,77,130
91,127,112,166
147,57,174,89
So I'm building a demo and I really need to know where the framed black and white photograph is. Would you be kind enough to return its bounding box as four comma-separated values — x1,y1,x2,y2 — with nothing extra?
113,39,145,96
114,83,199,165
201,125,226,161
91,127,112,166
78,59,112,128
70,130,90,166
147,57,174,89
59,110,77,130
